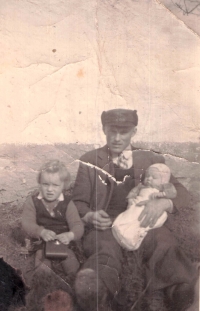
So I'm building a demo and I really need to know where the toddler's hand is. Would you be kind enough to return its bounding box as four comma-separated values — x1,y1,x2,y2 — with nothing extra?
40,229,56,242
56,232,74,245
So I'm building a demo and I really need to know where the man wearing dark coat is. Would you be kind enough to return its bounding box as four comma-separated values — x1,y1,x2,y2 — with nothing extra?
72,109,197,311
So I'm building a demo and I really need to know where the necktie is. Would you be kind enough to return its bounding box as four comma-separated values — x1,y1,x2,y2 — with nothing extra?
117,150,133,169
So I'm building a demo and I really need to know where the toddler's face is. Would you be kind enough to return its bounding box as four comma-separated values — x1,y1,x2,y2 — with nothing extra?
144,167,162,189
39,172,64,201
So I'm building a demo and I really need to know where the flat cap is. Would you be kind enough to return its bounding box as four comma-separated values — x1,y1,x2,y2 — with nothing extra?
101,109,138,127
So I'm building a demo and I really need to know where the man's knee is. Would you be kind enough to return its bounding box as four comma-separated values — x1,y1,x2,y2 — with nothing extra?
165,281,197,311
142,226,178,260
148,226,177,245
75,269,108,311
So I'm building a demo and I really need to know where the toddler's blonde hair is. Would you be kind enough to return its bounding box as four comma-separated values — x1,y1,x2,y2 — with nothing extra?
37,159,71,189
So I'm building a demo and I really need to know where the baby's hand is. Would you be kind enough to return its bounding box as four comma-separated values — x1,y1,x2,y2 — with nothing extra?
127,183,143,200
150,192,159,199
150,192,165,199
56,232,74,245
40,229,56,242
127,188,139,199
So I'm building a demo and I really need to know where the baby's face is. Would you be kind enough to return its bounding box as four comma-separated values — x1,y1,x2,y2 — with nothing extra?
144,167,162,189
39,172,64,201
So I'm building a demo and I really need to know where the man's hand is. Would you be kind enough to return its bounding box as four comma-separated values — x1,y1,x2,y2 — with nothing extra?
137,199,172,228
82,210,112,230
40,229,56,242
56,232,74,245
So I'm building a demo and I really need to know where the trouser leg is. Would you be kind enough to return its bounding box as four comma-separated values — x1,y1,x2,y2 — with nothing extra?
75,229,123,311
82,229,123,296
61,248,80,275
35,249,52,269
141,226,197,291
141,226,198,310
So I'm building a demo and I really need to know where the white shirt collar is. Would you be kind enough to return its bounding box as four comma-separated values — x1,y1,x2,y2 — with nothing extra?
111,144,132,160
124,144,132,151
37,192,64,201
112,144,133,168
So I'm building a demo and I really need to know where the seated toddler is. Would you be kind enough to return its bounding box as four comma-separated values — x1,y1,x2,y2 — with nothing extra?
22,160,84,275
112,163,177,250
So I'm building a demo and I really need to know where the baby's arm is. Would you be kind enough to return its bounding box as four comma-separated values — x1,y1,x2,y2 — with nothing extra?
162,183,177,199
56,200,84,245
127,183,144,204
151,183,177,199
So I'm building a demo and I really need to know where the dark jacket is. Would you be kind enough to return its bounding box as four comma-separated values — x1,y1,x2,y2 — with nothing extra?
72,145,189,217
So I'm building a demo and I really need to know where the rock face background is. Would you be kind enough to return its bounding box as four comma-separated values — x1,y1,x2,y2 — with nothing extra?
0,142,199,205
0,143,199,260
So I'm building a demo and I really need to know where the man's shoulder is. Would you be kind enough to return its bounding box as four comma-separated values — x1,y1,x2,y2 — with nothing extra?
79,145,107,164
79,145,164,163
132,148,165,163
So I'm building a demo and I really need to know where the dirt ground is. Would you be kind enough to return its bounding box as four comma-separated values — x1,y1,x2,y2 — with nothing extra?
0,143,199,311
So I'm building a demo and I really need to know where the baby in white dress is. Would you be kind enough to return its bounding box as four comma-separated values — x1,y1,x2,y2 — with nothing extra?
112,163,177,251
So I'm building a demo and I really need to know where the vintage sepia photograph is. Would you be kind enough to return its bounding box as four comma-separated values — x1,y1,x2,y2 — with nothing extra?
0,0,200,310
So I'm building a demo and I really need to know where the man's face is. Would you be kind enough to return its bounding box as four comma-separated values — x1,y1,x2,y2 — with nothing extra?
144,168,162,189
103,125,137,156
39,172,64,201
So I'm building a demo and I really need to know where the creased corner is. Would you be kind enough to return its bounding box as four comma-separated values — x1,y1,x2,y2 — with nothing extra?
155,0,200,38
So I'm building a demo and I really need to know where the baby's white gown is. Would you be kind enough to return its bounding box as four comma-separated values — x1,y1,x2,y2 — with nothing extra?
112,187,168,251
